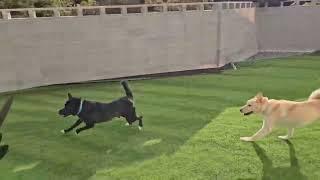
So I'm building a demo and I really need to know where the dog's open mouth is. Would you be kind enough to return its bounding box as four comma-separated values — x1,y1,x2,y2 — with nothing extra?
244,111,253,116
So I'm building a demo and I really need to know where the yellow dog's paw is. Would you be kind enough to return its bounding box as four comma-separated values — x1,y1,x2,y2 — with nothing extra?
278,135,289,140
240,137,254,142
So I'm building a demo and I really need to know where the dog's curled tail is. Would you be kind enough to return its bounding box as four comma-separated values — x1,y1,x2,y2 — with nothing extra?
121,80,133,100
308,88,320,101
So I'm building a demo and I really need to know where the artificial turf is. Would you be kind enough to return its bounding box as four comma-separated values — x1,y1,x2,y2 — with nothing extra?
0,55,320,180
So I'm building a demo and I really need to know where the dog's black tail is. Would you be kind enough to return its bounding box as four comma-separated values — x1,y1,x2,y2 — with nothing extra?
121,80,133,100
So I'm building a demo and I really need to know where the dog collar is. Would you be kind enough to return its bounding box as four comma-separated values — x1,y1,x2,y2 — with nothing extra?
76,100,83,116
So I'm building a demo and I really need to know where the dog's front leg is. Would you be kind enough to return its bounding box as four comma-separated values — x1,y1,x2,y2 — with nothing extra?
61,119,82,134
241,120,272,142
75,123,94,135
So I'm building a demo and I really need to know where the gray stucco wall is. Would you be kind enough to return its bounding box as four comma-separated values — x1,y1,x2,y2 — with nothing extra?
256,6,320,52
220,8,258,65
0,9,222,92
1,3,319,93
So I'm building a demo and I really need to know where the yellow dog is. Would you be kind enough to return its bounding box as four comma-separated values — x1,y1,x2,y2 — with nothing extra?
240,89,320,141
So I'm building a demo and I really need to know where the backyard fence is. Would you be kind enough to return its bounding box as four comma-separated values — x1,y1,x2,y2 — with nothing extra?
0,1,319,92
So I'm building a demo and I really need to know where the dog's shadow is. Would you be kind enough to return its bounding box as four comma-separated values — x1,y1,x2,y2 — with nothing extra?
252,140,307,180
0,133,9,160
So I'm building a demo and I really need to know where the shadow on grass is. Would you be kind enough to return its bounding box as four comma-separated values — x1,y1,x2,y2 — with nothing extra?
0,133,9,160
3,116,222,179
252,141,307,180
0,145,9,160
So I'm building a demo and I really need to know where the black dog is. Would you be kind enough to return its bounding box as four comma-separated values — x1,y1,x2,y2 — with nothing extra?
58,81,143,135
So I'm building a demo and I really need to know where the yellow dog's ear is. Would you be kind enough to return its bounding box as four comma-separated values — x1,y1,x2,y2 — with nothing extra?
255,92,263,98
255,92,263,103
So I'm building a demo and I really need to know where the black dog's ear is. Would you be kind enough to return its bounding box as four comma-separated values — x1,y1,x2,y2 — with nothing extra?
68,93,72,99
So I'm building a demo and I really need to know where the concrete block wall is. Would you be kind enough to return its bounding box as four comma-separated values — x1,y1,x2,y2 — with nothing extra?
0,1,319,92
0,2,255,92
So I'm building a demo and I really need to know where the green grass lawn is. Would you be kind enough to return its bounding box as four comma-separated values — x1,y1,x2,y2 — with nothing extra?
0,55,320,180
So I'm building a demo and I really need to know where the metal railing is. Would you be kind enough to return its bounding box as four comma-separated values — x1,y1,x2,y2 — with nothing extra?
1,0,319,20
260,0,320,7
0,2,254,20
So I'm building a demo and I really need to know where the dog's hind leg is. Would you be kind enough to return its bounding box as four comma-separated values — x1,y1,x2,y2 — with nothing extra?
125,122,131,126
75,123,94,135
278,128,294,140
124,115,132,126
123,114,132,126
124,108,136,126
132,108,143,130
124,116,134,127
61,119,82,134
124,112,143,130
137,116,143,130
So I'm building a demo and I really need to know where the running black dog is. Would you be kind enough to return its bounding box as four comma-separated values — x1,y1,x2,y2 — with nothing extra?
58,81,143,135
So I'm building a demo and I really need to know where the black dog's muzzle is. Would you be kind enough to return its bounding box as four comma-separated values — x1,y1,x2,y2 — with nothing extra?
58,109,68,117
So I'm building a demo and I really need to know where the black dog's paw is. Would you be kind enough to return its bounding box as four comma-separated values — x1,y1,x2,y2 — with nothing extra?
75,130,79,135
0,145,9,160
138,126,143,131
60,130,66,134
